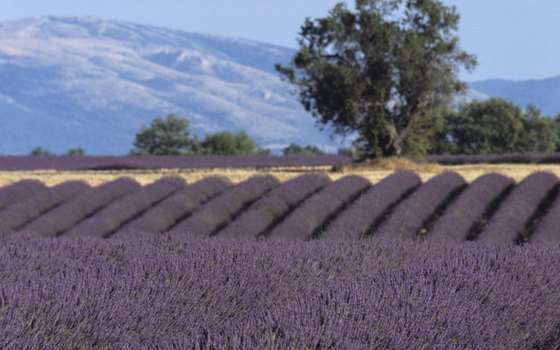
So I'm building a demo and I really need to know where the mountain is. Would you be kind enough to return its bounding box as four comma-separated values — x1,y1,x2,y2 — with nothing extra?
469,76,560,116
0,16,340,155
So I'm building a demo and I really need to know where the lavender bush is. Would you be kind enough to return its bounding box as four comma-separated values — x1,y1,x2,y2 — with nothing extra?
429,173,513,243
217,174,331,239
170,176,279,236
21,178,141,237
115,177,231,236
0,180,46,210
322,171,421,240
477,172,558,244
373,172,466,240
266,175,371,241
0,234,559,349
65,177,185,238
0,181,88,233
529,194,560,245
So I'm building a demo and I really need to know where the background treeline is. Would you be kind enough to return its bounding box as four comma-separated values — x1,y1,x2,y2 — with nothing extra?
414,98,560,156
29,98,560,158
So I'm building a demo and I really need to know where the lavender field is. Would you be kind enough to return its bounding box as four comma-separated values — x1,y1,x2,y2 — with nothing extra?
1,171,559,243
1,234,559,349
1,171,560,348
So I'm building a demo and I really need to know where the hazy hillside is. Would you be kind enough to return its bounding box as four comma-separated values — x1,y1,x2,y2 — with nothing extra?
2,16,553,155
0,16,338,155
469,76,560,116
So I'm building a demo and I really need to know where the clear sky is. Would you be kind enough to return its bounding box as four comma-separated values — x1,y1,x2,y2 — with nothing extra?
1,0,559,82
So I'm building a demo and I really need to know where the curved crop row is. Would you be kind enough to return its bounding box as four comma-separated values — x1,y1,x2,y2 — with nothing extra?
217,174,331,239
170,176,279,236
115,177,231,236
321,171,421,240
373,172,466,240
65,177,186,238
428,173,513,243
266,175,371,241
22,178,141,237
0,181,89,232
529,190,560,244
477,172,559,244
0,180,46,211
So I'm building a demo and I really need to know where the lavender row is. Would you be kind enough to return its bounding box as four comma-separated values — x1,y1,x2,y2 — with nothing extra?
65,177,186,238
217,174,331,239
266,175,371,241
116,177,231,236
0,155,352,171
22,178,141,237
0,181,89,233
429,173,513,243
530,190,560,244
170,176,279,236
0,179,46,210
477,172,558,244
427,152,560,165
1,235,559,349
322,171,421,240
373,172,467,240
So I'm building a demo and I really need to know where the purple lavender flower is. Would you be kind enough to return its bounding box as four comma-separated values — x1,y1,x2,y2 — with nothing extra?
322,171,421,240
477,172,558,244
21,178,141,237
217,173,331,239
65,177,185,238
170,176,279,236
266,175,371,241
115,177,231,236
0,181,88,232
429,173,513,243
373,172,466,240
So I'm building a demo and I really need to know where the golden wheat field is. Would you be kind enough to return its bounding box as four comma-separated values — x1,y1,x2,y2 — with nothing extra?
1,159,559,187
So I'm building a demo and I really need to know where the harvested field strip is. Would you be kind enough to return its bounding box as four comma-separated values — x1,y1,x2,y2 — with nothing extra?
6,163,560,188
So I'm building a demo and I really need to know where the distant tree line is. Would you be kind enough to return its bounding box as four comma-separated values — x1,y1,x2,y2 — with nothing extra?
129,114,326,157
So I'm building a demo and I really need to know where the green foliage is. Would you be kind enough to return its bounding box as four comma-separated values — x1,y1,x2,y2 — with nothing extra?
130,114,195,156
442,99,557,154
197,131,258,155
30,147,51,156
283,144,325,156
277,0,476,158
66,148,85,156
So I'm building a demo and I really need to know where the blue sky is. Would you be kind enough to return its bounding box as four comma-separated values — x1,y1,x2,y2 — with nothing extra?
1,0,559,81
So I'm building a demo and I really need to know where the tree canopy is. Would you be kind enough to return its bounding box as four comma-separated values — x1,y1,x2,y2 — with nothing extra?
196,131,258,155
277,0,476,158
130,114,195,156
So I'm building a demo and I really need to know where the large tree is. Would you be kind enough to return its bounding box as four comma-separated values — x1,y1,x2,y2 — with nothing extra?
276,0,476,157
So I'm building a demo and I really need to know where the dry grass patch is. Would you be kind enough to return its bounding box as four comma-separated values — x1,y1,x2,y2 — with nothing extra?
1,160,560,188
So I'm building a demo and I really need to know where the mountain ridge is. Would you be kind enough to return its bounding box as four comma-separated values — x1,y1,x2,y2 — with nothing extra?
0,16,332,155
0,16,557,155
